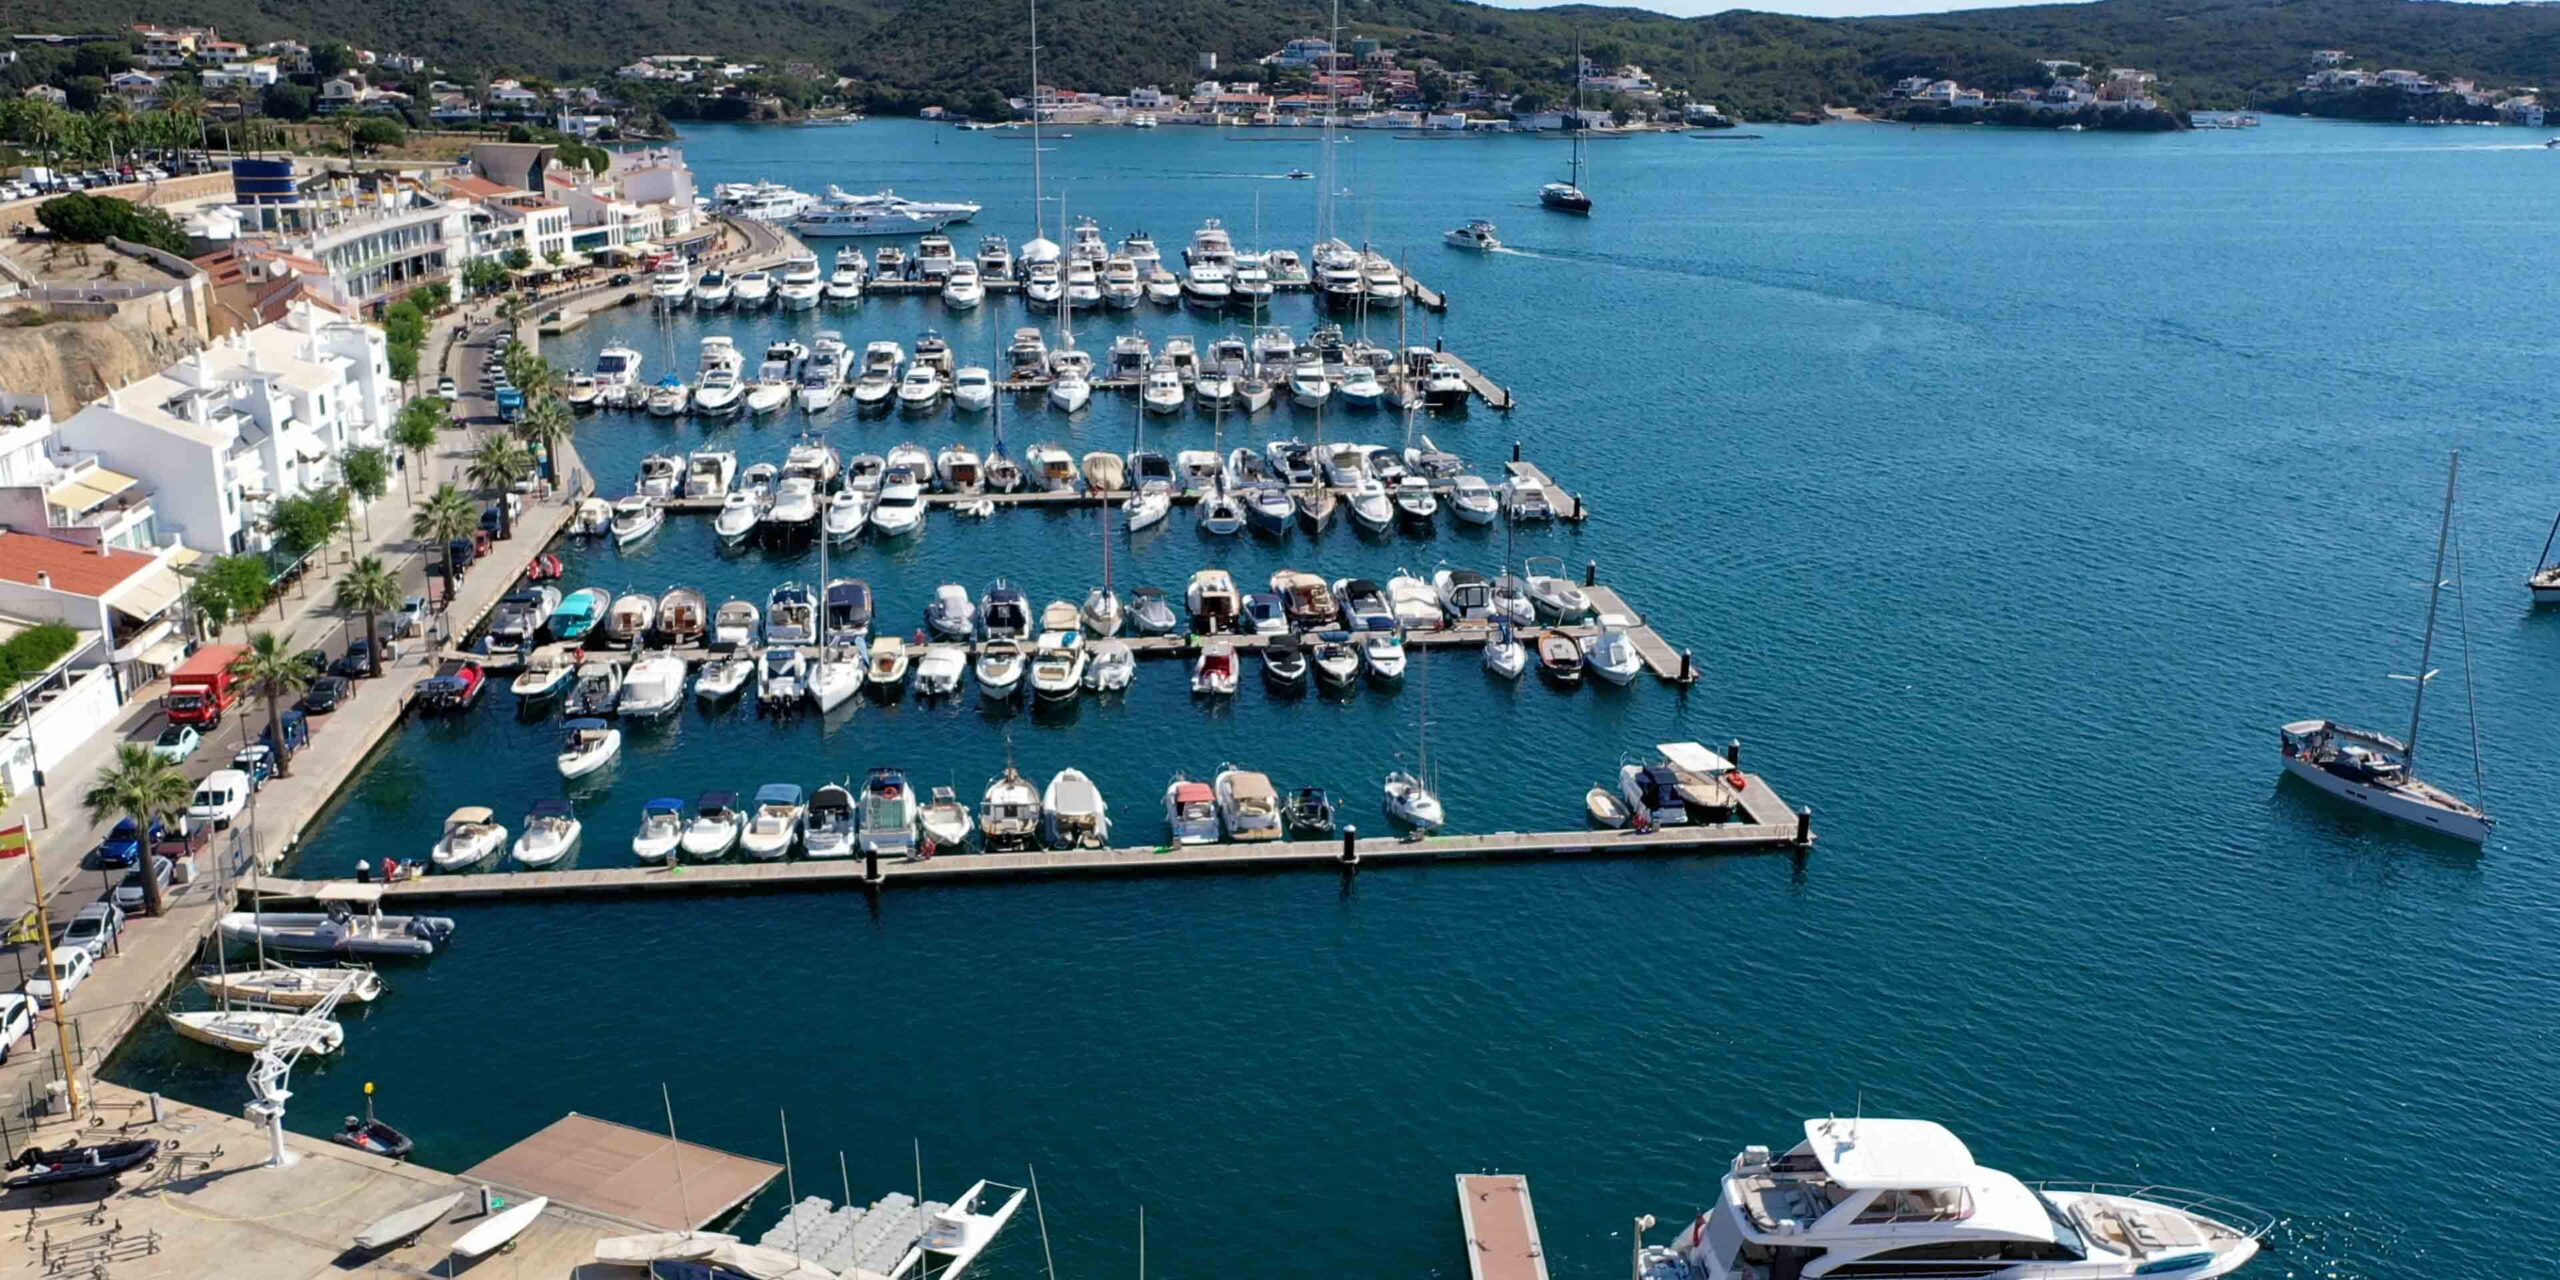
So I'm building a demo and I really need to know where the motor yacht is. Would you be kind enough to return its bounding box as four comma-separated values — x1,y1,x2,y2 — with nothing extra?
1231,260,1275,308
777,253,823,309
802,783,858,858
942,260,985,309
1042,768,1112,849
610,496,663,546
1634,1117,2270,1280
1101,256,1142,309
1309,632,1361,688
1143,268,1183,305
859,768,920,859
693,364,745,417
690,268,733,309
1008,327,1050,380
977,235,1014,280
1313,241,1364,308
594,345,645,396
870,472,925,538
1502,475,1556,522
916,233,960,280
679,791,743,861
1445,218,1501,252
1024,258,1064,306
757,644,809,708
1361,255,1406,309
1423,359,1470,410
1064,260,1103,310
730,269,774,308
1182,263,1232,309
650,262,692,307
825,249,866,303
797,353,845,413
907,643,963,697
615,655,685,719
875,245,909,279
950,366,996,413
511,799,582,868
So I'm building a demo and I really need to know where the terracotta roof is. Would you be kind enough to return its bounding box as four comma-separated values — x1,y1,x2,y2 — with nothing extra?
0,532,159,598
442,175,514,199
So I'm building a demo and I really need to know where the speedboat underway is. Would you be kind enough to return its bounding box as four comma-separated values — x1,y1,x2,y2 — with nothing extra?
1634,1117,2270,1280
1445,218,1501,252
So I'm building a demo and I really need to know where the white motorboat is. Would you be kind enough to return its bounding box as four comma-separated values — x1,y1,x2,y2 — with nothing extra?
571,496,614,537
1142,367,1186,416
429,806,507,870
978,235,1014,280
556,719,621,779
1048,362,1091,413
1102,256,1142,309
1444,218,1501,252
825,490,869,542
631,798,686,863
650,262,692,306
1357,630,1406,682
926,583,979,639
1337,364,1384,409
1347,478,1394,533
765,476,820,543
1449,474,1500,524
974,639,1026,699
825,252,866,303
682,449,737,501
917,233,961,279
693,365,745,416
511,644,580,701
1393,476,1440,526
859,768,920,859
1633,1117,2271,1280
511,799,583,868
797,354,846,413
1064,260,1103,310
1165,775,1219,844
1024,258,1063,306
896,366,947,413
713,599,760,648
563,657,622,717
636,452,683,499
731,269,775,307
1362,255,1407,309
1289,361,1331,408
1482,621,1528,679
921,786,975,850
1523,555,1592,620
777,253,823,309
1435,568,1492,623
952,366,996,413
852,364,897,409
617,655,688,718
1309,633,1362,687
168,1009,344,1056
695,653,754,700
757,644,809,707
866,635,912,691
1191,638,1239,696
1144,268,1183,305
738,783,806,859
611,495,663,546
1582,622,1643,685
942,261,985,309
593,344,643,399
1422,359,1469,409
1028,630,1088,700
1083,637,1134,692
1029,443,1077,491
1232,260,1274,307
1213,767,1283,841
980,766,1043,850
914,644,968,696
1386,571,1441,629
564,373,601,408
803,783,858,858
870,474,926,538
680,792,744,860
1042,768,1111,849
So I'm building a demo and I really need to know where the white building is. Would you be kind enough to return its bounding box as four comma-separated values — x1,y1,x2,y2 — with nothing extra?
0,533,192,791
51,302,398,556
548,148,700,254
0,392,170,555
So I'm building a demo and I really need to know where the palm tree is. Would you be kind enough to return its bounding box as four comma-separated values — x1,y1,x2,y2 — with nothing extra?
391,397,445,498
495,293,531,339
515,396,573,487
412,483,480,601
229,631,314,779
82,744,193,918
466,434,532,538
333,556,401,679
165,88,212,160
502,347,561,404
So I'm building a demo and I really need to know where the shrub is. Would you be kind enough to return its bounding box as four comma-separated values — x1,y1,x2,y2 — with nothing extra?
34,194,187,255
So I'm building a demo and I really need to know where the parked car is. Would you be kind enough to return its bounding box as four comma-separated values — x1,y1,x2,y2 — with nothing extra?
113,857,174,913
299,674,351,714
388,594,429,638
56,901,123,961
188,770,250,830
0,993,31,1062
335,639,402,677
436,376,458,398
294,647,330,678
24,948,93,1010
149,723,200,763
92,816,164,870
231,744,277,789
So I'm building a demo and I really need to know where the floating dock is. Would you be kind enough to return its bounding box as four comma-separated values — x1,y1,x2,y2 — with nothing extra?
464,1112,782,1232
1457,1174,1551,1280
252,777,1808,905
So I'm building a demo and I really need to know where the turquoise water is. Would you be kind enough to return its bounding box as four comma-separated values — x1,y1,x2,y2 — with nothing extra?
111,118,2560,1279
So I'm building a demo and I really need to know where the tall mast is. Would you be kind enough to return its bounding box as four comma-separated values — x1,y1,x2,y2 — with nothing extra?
1057,191,1073,350
1029,0,1045,242
1320,0,1340,245
2404,451,2459,770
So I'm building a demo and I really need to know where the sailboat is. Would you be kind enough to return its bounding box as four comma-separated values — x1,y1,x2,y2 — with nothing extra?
986,332,1023,492
1084,481,1125,635
1200,390,1244,536
2527,502,2560,604
2277,452,2492,845
1540,43,1595,214
1385,638,1445,830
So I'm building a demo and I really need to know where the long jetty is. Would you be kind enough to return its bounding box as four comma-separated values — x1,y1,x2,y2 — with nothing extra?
252,775,1809,905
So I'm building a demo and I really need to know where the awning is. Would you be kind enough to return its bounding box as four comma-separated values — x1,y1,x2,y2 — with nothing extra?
166,546,203,569
134,635,186,668
45,467,138,516
111,617,175,663
105,562,186,624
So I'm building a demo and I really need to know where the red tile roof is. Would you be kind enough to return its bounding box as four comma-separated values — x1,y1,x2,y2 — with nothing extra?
442,175,514,199
0,532,160,598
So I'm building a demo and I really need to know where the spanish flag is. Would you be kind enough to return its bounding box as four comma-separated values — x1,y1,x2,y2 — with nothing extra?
0,823,28,859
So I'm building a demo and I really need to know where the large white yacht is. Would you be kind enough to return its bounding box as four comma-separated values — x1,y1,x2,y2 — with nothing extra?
649,261,692,307
1635,1117,2268,1280
713,180,814,222
776,252,823,309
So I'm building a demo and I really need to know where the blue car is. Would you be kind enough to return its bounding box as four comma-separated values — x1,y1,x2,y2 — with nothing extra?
93,817,163,870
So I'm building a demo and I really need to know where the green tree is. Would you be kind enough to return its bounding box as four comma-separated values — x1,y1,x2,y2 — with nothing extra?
501,246,532,271
191,554,274,635
462,257,511,296
81,744,190,917
228,630,312,779
412,483,479,597
33,193,187,254
391,397,446,497
341,446,392,542
265,486,347,558
514,395,573,486
260,82,313,123
352,116,406,153
312,43,355,80
466,434,531,537
332,556,401,680
502,347,561,404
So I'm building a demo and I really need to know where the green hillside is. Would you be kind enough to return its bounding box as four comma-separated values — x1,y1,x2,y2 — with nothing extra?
23,0,2560,118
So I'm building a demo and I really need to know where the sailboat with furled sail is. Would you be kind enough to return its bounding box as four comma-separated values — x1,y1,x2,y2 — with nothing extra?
2278,452,2492,844
1540,42,1594,214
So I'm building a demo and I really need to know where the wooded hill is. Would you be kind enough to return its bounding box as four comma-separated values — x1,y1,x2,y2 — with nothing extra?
26,0,2560,120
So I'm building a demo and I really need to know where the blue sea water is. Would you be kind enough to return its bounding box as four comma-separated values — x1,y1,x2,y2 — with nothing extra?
110,117,2560,1279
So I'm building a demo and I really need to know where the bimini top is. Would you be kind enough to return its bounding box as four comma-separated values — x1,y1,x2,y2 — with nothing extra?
446,806,495,825
643,798,686,815
1803,1118,1974,1190
697,791,739,811
527,798,576,819
754,783,806,807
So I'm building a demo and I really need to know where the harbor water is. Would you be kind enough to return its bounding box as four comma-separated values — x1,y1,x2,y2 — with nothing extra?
111,118,2560,1279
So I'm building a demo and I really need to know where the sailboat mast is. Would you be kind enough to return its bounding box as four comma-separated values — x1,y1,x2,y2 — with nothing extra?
1028,0,1044,242
2405,451,2460,770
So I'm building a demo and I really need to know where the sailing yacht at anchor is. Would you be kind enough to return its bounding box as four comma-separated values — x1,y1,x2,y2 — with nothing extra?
2278,452,2492,845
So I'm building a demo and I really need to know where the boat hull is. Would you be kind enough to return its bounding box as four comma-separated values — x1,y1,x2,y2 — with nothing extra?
2280,755,2491,844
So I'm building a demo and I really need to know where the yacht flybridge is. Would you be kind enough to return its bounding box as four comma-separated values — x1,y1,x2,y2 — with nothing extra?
1636,1117,2270,1280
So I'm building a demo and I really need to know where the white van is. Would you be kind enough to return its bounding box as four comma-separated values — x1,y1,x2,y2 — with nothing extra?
189,769,251,829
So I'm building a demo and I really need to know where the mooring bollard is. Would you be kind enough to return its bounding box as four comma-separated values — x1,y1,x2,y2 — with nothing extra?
1679,650,1694,683
863,847,881,887
1571,494,1584,522
1584,559,1598,588
149,1092,164,1124
1511,440,1522,463
1727,738,1742,769
1794,806,1814,848
1340,824,1359,866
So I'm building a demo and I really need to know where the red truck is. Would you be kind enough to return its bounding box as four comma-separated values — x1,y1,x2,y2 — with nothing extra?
163,643,245,726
